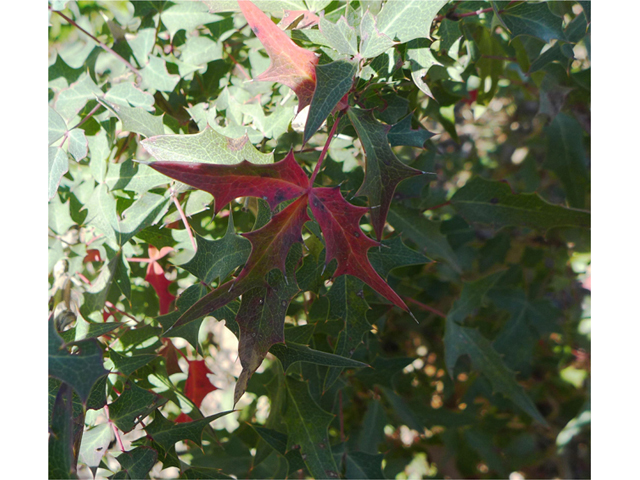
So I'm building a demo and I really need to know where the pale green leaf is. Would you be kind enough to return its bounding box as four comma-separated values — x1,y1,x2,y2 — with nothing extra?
140,56,180,92
161,1,223,37
67,128,88,161
406,38,441,98
99,98,165,138
319,15,358,55
49,146,69,200
359,10,395,59
376,0,448,43
104,82,155,111
49,106,67,145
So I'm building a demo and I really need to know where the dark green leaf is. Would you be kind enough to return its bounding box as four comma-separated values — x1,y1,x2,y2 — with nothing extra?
271,342,369,371
387,114,434,147
49,318,108,403
346,452,386,479
451,176,590,231
355,356,413,389
304,60,356,144
347,107,422,240
110,350,158,376
501,2,566,43
108,381,166,433
116,447,158,480
48,383,78,479
157,283,209,350
368,236,430,278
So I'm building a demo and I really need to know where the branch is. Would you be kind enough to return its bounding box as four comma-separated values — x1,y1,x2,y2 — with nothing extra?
310,111,345,184
52,9,141,81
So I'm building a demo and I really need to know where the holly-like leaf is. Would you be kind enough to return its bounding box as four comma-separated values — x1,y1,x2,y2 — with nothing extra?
179,212,251,284
322,275,371,390
142,127,273,166
49,146,69,200
345,452,385,479
310,187,408,311
106,160,171,194
146,150,309,214
270,341,369,372
376,0,448,43
160,1,223,38
49,106,67,145
406,39,441,99
387,206,461,273
303,60,356,144
108,381,167,433
239,0,319,110
98,98,164,138
368,236,430,279
48,383,77,480
544,113,589,209
347,107,423,240
359,10,395,59
144,409,234,451
318,15,358,56
115,447,158,480
79,423,113,469
234,246,301,406
451,176,590,231
500,2,566,43
49,317,108,403
109,350,157,376
283,377,339,479
387,113,434,148
251,426,307,476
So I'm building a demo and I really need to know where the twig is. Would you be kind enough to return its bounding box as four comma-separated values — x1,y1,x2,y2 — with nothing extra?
104,404,126,453
310,111,345,184
51,9,141,82
403,297,447,319
172,194,198,252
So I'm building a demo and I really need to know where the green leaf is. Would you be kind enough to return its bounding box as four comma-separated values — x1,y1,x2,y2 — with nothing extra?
202,0,307,13
387,206,461,273
439,18,462,52
283,377,339,479
251,426,307,477
529,42,573,73
359,10,395,59
323,276,370,390
501,2,566,43
182,467,235,479
49,146,69,200
347,107,422,240
387,114,434,148
48,383,78,480
85,184,171,247
108,381,167,433
79,423,113,469
450,176,590,231
368,236,430,278
99,98,165,138
319,15,358,55
49,318,108,403
346,452,385,479
49,106,67,145
406,38,441,98
140,56,180,92
105,159,171,194
178,211,251,284
48,195,75,235
444,319,547,425
110,350,158,376
88,129,110,183
270,342,369,371
115,447,158,480
104,82,155,110
304,60,356,144
55,73,102,122
141,127,273,165
447,271,504,325
376,0,448,43
160,1,223,38
177,36,224,77
67,128,88,161
544,113,589,209
144,409,234,451
354,356,413,389
357,399,388,454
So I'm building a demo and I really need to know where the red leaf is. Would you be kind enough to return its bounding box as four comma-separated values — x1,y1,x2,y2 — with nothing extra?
158,338,182,376
182,359,218,408
145,246,176,315
147,150,309,214
309,187,409,311
84,249,102,263
239,0,319,110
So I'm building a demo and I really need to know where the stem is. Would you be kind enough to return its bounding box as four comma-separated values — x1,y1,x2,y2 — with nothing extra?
310,111,344,185
403,297,447,319
339,390,345,443
52,9,141,81
104,404,126,452
426,200,451,211
435,6,498,22
105,301,139,323
172,195,198,252
71,102,102,130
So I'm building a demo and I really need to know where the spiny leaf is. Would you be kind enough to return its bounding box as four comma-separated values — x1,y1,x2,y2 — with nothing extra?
309,187,408,311
49,146,69,200
387,113,435,148
108,381,167,433
234,246,301,406
345,452,386,479
239,0,319,110
98,97,165,138
376,0,449,43
168,194,310,332
142,127,273,166
368,236,430,279
144,409,234,451
347,107,423,240
283,377,339,479
109,350,157,377
49,106,67,145
303,60,356,144
451,176,590,231
48,318,108,404
500,2,566,43
146,150,309,214
323,275,371,390
406,39,441,99
359,10,395,59
178,211,251,285
318,15,358,56
270,341,370,372
115,447,158,480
